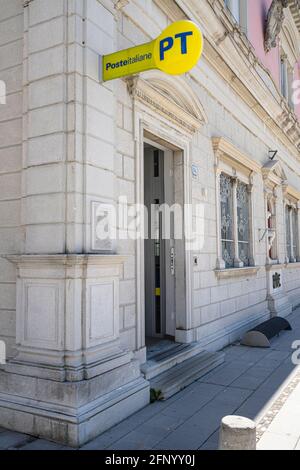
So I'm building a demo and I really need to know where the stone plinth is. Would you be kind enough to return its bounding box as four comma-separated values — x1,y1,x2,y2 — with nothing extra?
0,255,149,447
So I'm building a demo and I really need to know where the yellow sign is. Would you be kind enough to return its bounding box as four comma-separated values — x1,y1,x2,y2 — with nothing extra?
102,21,203,82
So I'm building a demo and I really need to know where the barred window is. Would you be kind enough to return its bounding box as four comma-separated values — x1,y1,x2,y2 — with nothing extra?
237,181,250,266
285,206,292,260
224,0,240,23
292,209,298,259
280,53,294,110
285,205,299,262
224,0,248,34
220,174,250,268
220,173,234,268
267,199,277,261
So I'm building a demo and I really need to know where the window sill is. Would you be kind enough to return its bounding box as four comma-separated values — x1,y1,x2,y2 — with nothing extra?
265,260,282,270
265,262,300,270
214,266,260,279
284,262,300,269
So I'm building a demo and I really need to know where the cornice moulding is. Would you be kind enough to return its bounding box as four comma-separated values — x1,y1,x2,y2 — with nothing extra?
265,263,286,271
215,266,261,279
153,0,185,21
263,173,283,187
282,261,300,268
288,0,300,33
212,137,262,173
4,254,127,267
286,185,300,201
114,0,129,11
262,159,288,187
153,0,300,158
280,12,300,63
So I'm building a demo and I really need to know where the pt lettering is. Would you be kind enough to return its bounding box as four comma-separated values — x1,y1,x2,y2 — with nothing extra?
175,31,193,54
159,31,193,61
160,36,174,61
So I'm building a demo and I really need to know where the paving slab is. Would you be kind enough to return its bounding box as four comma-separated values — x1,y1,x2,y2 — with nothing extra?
198,360,253,386
237,348,272,363
1,308,300,451
19,439,72,451
235,389,277,421
264,350,291,361
81,400,166,450
153,387,252,450
231,365,277,390
160,382,224,419
0,431,34,450
199,430,219,450
108,414,182,450
219,345,247,361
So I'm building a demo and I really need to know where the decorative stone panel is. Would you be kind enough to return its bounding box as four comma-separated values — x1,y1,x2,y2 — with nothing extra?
6,254,127,381
86,280,118,347
21,280,63,350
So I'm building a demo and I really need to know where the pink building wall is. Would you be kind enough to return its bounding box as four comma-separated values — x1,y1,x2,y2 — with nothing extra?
248,0,300,120
294,61,300,118
248,0,280,88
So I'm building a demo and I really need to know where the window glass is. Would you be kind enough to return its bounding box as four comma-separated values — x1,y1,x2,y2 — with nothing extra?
292,208,298,260
286,206,291,260
281,59,287,99
225,0,240,23
237,181,249,266
267,200,276,260
220,173,234,268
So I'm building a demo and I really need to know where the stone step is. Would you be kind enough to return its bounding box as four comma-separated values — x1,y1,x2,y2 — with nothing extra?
141,342,206,380
150,351,225,400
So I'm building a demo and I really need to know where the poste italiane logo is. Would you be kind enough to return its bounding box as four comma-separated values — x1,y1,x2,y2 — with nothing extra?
103,20,203,82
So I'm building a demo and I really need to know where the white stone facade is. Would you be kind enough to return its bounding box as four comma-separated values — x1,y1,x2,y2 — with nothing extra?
0,0,300,446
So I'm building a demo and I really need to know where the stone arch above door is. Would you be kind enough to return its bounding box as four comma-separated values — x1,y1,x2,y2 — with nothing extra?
126,71,208,134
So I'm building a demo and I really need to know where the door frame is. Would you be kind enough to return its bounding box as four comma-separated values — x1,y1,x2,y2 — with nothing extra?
134,110,193,355
143,145,176,340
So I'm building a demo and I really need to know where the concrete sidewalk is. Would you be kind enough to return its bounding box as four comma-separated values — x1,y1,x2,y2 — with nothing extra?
1,309,300,450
